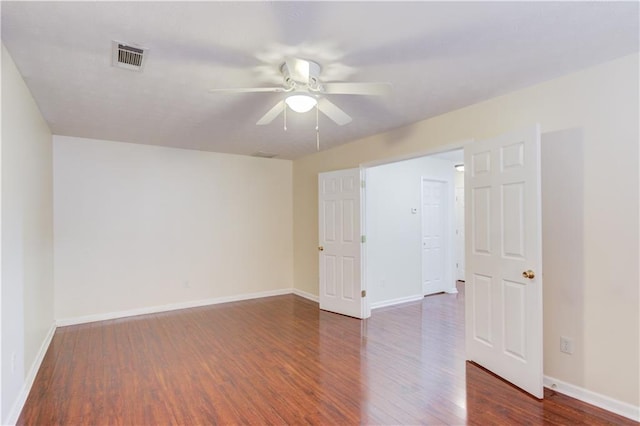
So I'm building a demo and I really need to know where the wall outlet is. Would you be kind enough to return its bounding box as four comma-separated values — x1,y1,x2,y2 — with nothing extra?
560,336,574,354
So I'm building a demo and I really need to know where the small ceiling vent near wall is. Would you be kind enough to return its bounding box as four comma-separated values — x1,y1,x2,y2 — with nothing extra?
111,41,147,71
251,151,278,159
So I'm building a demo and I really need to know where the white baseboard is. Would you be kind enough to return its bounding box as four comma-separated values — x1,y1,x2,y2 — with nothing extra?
292,289,319,303
445,287,458,294
544,375,639,421
56,288,294,327
5,322,57,426
370,294,424,310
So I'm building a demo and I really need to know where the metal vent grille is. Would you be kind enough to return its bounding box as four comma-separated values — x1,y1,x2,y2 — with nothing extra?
112,41,146,71
251,152,278,159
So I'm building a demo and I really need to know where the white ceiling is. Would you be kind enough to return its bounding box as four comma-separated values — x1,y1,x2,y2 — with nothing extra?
2,2,638,160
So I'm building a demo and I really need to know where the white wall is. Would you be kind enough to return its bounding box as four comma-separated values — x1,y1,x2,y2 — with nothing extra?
293,54,639,408
1,45,54,423
366,155,455,307
53,136,293,321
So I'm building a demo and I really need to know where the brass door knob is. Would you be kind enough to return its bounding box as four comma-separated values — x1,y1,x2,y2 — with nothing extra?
318,246,324,251
522,270,535,279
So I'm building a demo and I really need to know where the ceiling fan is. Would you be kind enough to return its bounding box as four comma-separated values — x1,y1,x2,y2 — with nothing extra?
210,57,390,126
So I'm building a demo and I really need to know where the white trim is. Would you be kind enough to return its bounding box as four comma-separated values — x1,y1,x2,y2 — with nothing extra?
359,165,370,319
445,287,459,294
5,322,57,426
370,294,424,310
544,375,640,421
360,139,472,169
56,288,293,327
292,289,319,303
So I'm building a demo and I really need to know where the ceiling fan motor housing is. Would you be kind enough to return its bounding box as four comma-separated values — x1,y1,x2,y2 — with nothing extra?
281,59,321,90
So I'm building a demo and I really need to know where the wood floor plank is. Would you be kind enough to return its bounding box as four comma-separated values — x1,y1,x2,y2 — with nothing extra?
18,285,637,425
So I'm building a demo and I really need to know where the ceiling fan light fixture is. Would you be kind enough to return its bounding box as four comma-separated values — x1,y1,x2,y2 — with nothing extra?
285,94,317,113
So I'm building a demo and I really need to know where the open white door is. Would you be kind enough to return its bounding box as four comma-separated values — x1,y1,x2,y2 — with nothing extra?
318,168,367,319
465,124,543,398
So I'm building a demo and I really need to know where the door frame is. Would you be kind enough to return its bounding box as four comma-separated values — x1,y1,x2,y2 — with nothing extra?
359,166,370,318
454,184,466,282
360,140,470,304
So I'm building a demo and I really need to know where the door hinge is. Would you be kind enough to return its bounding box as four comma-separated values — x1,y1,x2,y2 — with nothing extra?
361,235,366,243
361,290,367,297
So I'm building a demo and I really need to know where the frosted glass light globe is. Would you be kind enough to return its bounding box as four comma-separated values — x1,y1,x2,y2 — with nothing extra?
285,94,317,113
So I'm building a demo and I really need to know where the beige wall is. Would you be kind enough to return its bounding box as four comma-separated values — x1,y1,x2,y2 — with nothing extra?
54,136,293,320
1,45,54,422
541,128,585,392
292,54,639,406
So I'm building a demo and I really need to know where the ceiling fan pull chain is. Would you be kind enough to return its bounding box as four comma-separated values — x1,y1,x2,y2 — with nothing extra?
316,103,320,151
283,102,287,131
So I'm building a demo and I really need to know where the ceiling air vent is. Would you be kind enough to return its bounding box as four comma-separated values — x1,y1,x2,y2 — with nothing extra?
111,41,147,71
251,152,278,159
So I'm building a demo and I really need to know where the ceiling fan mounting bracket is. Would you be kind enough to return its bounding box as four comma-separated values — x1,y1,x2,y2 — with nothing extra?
280,59,322,91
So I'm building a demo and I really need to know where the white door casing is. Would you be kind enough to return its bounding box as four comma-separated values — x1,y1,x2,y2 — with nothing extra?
455,185,466,281
318,168,367,319
421,179,448,295
464,124,543,398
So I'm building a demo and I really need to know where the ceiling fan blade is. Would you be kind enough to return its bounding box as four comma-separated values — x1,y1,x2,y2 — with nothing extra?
318,98,352,126
285,57,310,83
209,87,286,94
321,82,391,96
256,100,285,125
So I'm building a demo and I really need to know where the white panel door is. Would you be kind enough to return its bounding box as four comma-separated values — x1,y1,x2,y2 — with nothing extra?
465,124,543,398
422,179,447,295
318,168,366,318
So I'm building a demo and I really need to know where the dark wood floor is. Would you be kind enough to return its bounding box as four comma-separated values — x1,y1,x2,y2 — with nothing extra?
19,284,635,425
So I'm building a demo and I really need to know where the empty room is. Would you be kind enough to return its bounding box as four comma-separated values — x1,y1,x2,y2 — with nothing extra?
1,2,639,424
